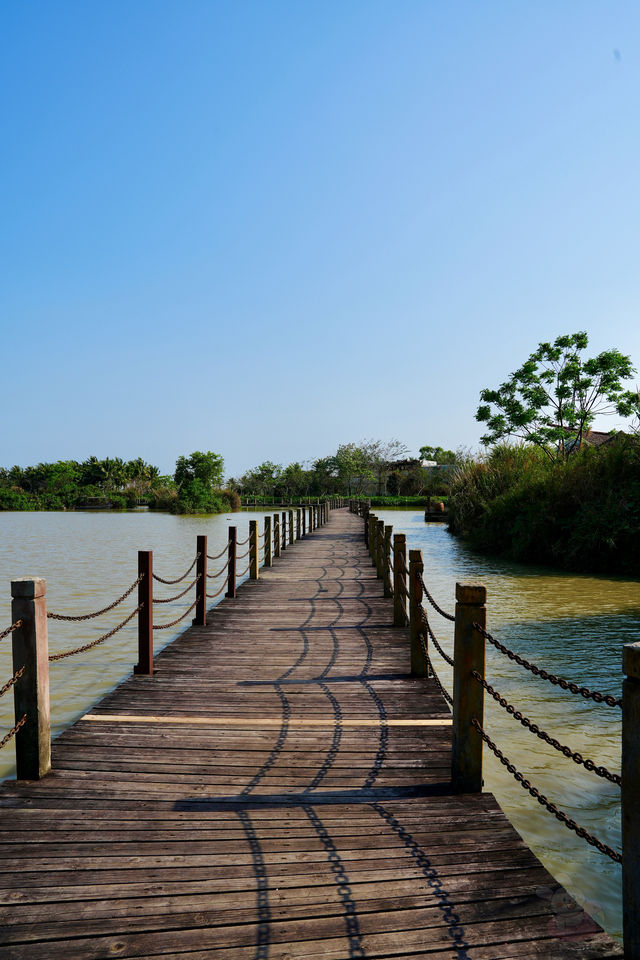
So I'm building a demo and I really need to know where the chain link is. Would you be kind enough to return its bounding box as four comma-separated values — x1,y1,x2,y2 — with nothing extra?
420,607,454,666
47,575,144,622
206,574,230,599
419,575,455,622
152,574,200,604
207,559,229,579
473,623,622,708
0,665,25,699
154,598,198,630
235,547,250,560
0,714,27,750
471,671,621,786
48,604,143,661
152,554,200,585
207,544,229,562
236,535,250,546
0,620,23,642
235,564,250,579
472,718,621,863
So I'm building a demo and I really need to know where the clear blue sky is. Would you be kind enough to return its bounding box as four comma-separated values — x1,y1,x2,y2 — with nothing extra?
2,1,639,479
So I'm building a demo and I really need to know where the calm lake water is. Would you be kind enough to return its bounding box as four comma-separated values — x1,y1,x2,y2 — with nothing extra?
1,507,637,940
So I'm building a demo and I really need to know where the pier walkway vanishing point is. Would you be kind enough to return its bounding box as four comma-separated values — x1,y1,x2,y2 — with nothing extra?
0,509,623,958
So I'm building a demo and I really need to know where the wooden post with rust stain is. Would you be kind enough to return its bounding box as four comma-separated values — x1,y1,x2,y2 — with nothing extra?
135,550,153,676
301,508,306,538
623,642,640,958
274,514,281,558
383,525,393,598
451,583,486,793
296,508,301,540
11,577,51,780
249,520,259,580
226,526,237,598
288,509,294,545
393,533,408,627
409,550,428,676
194,535,207,625
264,516,272,567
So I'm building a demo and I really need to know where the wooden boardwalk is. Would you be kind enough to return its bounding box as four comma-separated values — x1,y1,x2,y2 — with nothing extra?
0,509,623,959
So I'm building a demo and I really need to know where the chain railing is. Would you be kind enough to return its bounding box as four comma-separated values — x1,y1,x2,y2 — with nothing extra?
152,576,199,604
473,622,622,708
154,598,199,630
0,714,27,751
47,575,144,622
49,604,143,661
0,620,22,642
418,574,455,622
206,574,230,599
152,554,200,585
0,665,25,699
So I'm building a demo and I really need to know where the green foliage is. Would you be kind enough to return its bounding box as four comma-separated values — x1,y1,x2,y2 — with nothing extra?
449,439,640,574
174,451,224,490
476,331,639,462
419,445,459,464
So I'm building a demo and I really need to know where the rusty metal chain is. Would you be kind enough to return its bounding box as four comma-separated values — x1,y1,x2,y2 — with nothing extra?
235,564,250,579
0,665,25,698
152,574,200,604
207,559,229,579
420,607,454,666
207,544,228,562
471,718,621,862
236,535,250,546
206,574,230,599
473,623,622,708
425,647,453,707
48,604,143,661
47,575,144,622
471,671,621,786
0,714,27,750
152,553,200,585
235,547,250,560
154,598,198,630
0,620,23,642
418,575,455,622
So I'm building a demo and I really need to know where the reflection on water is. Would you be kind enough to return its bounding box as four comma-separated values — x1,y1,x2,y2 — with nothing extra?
376,509,639,942
0,509,266,781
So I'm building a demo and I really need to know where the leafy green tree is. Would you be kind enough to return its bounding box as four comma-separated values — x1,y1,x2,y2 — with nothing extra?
476,332,639,462
419,445,458,465
174,451,224,490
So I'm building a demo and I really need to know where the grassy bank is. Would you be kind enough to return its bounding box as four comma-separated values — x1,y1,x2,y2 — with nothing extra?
448,441,640,575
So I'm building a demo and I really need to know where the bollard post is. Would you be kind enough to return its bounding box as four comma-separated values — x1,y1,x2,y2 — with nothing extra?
265,516,272,567
393,533,408,626
383,525,393,598
451,583,487,793
274,514,281,558
11,578,51,779
226,526,237,598
376,519,385,579
288,509,294,544
622,642,640,957
249,520,259,580
409,550,428,676
301,507,306,538
135,550,153,676
296,508,301,540
194,535,207,626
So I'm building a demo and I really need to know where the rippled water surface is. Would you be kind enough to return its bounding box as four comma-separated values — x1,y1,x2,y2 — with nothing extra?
0,508,637,940
375,508,640,942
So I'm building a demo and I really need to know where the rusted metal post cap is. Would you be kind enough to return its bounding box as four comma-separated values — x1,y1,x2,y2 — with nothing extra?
455,583,486,605
11,578,46,598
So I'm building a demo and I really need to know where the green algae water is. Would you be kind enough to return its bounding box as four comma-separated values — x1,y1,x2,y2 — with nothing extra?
375,508,638,943
0,508,636,940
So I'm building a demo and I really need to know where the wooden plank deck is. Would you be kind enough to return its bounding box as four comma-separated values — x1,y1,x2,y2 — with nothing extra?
0,509,623,959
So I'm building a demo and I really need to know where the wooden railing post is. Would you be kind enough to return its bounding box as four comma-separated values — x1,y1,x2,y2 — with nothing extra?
383,525,393,598
393,533,408,626
451,583,486,793
135,550,153,676
622,642,640,957
281,512,287,551
364,504,370,547
409,550,428,676
194,535,207,625
288,509,294,544
226,526,237,598
11,577,51,779
376,519,385,579
296,508,301,540
249,520,259,580
369,514,377,565
274,514,281,558
264,516,272,566
301,508,306,538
